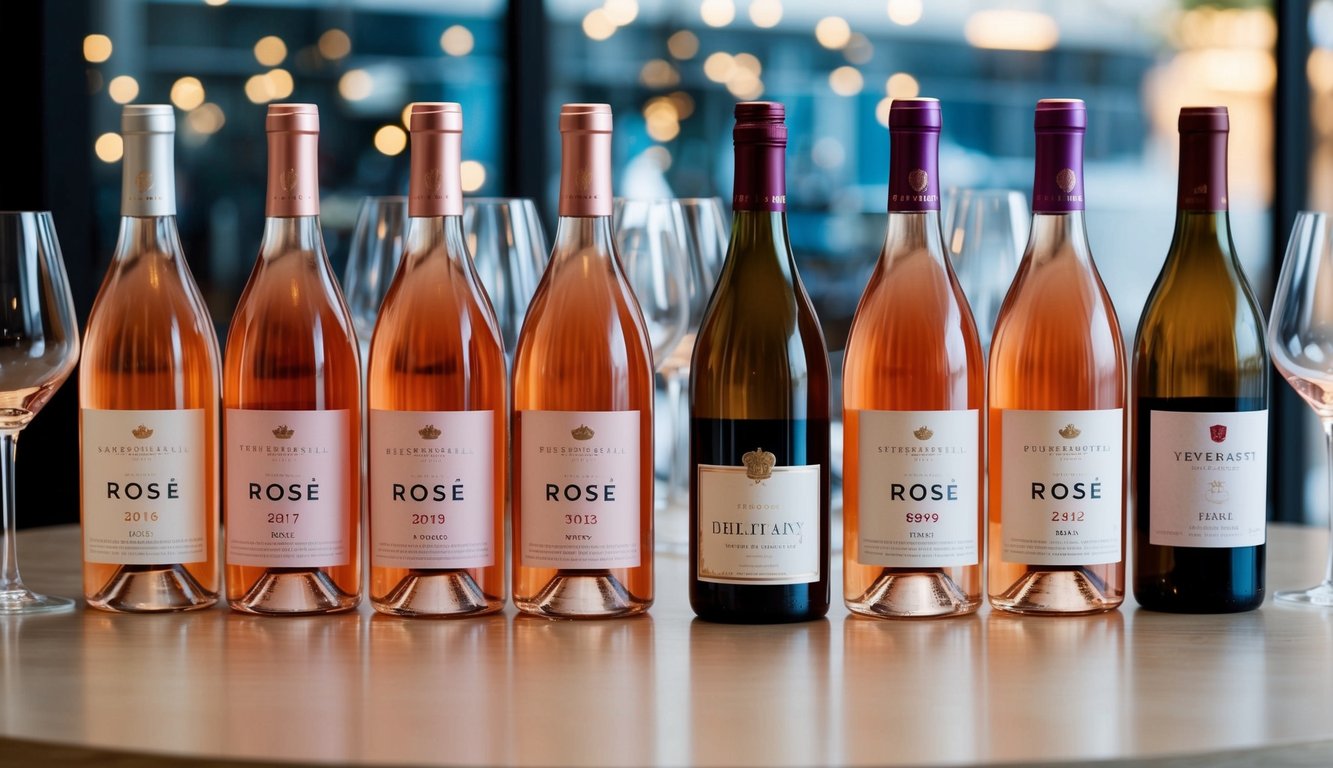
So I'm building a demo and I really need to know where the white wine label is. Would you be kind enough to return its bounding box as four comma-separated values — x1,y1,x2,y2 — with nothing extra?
697,456,821,585
224,409,351,568
370,409,495,569
518,410,641,569
81,408,209,565
1000,409,1123,566
855,409,979,568
1148,410,1267,548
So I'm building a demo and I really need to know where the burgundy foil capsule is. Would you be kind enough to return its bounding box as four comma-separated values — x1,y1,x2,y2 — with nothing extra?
887,97,942,213
265,103,320,217
408,102,464,218
1032,98,1086,214
733,101,787,212
558,103,614,217
1177,106,1229,212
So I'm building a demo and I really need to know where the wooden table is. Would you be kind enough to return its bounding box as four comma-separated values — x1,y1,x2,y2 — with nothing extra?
2,524,1332,767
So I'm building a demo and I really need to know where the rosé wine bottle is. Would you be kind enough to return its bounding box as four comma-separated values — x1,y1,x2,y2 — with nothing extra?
366,103,506,617
223,104,362,614
79,105,222,612
510,104,654,618
988,99,1127,615
841,98,984,619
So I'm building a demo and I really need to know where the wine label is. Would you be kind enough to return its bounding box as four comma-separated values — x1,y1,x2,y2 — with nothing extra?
224,409,352,568
855,410,979,568
369,409,495,569
81,408,209,565
1000,409,1123,566
518,410,641,569
697,454,821,585
1148,410,1267,548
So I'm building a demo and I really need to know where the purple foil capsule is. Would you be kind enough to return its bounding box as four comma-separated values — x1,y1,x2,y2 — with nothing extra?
887,97,942,213
732,101,787,212
1032,98,1087,214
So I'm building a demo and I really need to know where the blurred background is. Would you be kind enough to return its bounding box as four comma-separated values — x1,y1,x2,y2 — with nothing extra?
0,0,1327,528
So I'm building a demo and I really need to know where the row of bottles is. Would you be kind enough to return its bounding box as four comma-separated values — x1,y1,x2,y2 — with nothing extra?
78,97,1267,623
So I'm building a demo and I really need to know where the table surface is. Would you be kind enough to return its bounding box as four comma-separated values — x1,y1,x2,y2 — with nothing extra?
2,525,1333,768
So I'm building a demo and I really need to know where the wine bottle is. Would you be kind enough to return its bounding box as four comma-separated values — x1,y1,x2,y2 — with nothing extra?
79,105,221,612
988,98,1126,615
511,103,654,618
222,103,361,614
842,98,984,618
1132,106,1267,613
690,101,831,623
367,102,506,617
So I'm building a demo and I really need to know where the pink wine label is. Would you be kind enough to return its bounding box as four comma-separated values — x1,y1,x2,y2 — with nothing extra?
81,408,208,565
369,409,495,570
224,409,351,568
855,409,979,568
697,455,821,585
1149,410,1266,548
518,410,641,569
1000,409,1123,566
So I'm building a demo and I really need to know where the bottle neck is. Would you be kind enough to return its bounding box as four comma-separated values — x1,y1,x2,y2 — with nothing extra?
1178,130,1229,213
887,131,940,213
258,215,326,260
112,214,184,263
121,130,175,217
558,131,612,217
732,143,787,212
1032,130,1086,214
409,130,462,217
404,214,468,265
266,130,319,217
550,214,617,264
725,209,794,279
883,210,947,265
1027,210,1093,265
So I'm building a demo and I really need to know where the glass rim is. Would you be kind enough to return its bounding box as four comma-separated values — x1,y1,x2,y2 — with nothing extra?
0,210,54,216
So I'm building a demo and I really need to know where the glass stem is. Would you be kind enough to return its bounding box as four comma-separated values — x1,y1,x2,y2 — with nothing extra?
0,430,24,594
1322,421,1333,588
666,366,688,506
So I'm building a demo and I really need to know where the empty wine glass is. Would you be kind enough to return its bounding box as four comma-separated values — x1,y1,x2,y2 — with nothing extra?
944,189,1028,351
614,199,689,367
342,196,408,351
1270,211,1333,606
463,198,549,361
0,212,81,615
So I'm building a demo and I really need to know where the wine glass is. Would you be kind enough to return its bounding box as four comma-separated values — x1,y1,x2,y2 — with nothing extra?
463,198,549,361
943,189,1028,351
342,196,408,352
0,212,81,615
613,199,690,367
1270,211,1333,606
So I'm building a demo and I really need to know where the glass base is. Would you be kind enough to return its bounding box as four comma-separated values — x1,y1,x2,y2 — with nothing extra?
1276,581,1333,607
87,564,216,613
991,567,1121,615
849,570,979,619
373,570,499,618
230,568,358,615
0,588,76,615
516,570,647,619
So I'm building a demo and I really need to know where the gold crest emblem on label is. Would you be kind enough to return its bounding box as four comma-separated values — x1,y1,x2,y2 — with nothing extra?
1056,168,1077,193
742,447,776,481
425,168,444,194
418,424,441,440
913,426,933,441
909,169,929,193
1058,423,1081,439
281,168,299,193
135,171,153,194
272,424,295,440
576,169,593,194
131,425,154,439
571,424,595,441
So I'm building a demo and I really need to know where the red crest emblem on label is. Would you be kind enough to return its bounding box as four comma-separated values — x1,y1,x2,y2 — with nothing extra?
1209,424,1227,443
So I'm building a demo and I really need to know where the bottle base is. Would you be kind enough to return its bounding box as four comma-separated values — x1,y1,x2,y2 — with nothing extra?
990,567,1122,615
229,568,359,615
372,570,502,618
87,564,217,613
514,570,649,619
847,570,980,619
1134,583,1263,614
